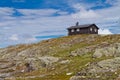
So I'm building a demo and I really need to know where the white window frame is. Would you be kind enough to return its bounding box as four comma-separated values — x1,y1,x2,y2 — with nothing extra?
94,29,97,32
76,29,80,32
90,28,92,31
71,29,74,32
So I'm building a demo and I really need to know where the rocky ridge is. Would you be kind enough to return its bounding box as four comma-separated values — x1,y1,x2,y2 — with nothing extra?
0,34,120,80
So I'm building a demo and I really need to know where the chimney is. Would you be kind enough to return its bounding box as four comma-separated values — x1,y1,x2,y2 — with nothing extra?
76,22,79,26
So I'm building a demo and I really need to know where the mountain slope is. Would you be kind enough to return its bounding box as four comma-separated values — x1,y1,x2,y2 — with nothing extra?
0,34,120,80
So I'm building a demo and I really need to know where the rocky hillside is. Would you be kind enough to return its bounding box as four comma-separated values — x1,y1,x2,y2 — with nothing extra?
0,34,120,80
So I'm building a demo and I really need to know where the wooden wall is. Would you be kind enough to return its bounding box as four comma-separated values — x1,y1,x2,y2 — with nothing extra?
68,26,98,35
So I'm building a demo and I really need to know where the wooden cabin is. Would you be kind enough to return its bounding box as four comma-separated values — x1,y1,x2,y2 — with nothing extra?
67,22,99,35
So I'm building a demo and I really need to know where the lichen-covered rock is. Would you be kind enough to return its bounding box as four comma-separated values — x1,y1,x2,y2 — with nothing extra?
70,57,120,80
38,56,59,67
97,57,120,71
0,73,12,78
70,45,96,57
92,49,103,58
86,57,120,74
70,76,81,80
93,43,120,58
60,60,70,64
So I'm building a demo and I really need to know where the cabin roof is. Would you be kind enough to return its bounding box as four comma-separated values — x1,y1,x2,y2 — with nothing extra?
67,24,99,29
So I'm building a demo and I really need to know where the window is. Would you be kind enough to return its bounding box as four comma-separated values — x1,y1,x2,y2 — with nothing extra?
71,29,74,32
90,28,92,31
77,29,80,32
94,29,97,32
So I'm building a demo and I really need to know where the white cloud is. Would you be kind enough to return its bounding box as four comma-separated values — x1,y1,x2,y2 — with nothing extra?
18,9,58,16
20,34,37,43
71,3,101,19
25,38,36,43
98,29,113,34
0,7,14,16
72,3,94,11
8,33,37,45
57,11,68,15
71,9,101,19
105,0,117,5
9,34,19,41
0,0,120,47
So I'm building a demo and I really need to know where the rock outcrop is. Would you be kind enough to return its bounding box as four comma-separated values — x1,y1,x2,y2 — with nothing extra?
0,35,120,80
93,43,120,58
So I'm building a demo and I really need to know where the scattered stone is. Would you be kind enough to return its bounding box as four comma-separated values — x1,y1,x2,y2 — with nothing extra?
38,56,59,67
70,76,80,80
66,72,73,75
60,60,70,64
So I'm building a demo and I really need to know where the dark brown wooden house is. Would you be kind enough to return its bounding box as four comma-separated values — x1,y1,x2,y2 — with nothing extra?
67,22,99,35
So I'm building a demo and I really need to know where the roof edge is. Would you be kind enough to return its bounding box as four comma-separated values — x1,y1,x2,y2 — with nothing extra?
67,23,98,29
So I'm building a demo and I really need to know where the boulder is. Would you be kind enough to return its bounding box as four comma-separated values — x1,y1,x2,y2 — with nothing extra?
0,73,12,78
97,57,120,71
93,49,103,58
93,43,120,58
88,57,120,74
38,56,59,67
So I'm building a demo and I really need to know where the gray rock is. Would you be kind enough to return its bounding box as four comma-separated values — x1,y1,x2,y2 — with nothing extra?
60,60,70,64
70,76,86,80
70,47,94,57
93,49,103,58
0,63,15,69
93,43,120,58
88,57,120,73
97,57,120,71
38,56,59,67
0,73,11,78
0,78,4,80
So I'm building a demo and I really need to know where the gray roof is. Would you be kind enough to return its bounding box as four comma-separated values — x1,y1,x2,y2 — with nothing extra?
67,24,99,29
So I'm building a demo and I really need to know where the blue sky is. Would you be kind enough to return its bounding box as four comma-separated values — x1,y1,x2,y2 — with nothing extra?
0,0,120,48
